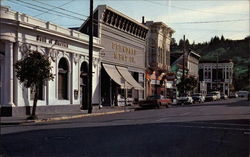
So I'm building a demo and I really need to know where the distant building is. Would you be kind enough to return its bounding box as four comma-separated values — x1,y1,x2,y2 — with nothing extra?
144,20,175,97
171,50,201,94
199,60,234,95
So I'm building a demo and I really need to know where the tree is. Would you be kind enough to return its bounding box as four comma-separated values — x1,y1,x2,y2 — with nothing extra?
177,76,198,94
15,51,54,119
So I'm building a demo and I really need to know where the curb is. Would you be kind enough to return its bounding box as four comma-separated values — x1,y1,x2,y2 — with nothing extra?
1,108,134,125
34,110,130,123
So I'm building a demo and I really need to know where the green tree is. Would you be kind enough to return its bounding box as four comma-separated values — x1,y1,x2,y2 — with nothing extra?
177,76,198,94
15,51,54,119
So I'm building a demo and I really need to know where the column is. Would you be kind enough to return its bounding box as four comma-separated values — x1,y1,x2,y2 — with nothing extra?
4,41,14,106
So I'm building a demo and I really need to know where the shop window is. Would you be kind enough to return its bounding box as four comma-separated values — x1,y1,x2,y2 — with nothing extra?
58,57,68,100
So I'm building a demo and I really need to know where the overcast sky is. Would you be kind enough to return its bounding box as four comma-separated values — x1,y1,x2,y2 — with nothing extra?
1,0,249,43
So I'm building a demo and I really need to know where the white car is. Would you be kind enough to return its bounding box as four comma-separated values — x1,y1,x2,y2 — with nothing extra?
237,91,249,97
210,91,221,100
177,95,193,105
191,93,205,103
205,93,217,101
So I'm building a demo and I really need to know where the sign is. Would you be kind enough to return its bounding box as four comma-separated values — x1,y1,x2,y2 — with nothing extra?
37,35,68,48
101,36,145,68
151,80,160,85
112,42,136,63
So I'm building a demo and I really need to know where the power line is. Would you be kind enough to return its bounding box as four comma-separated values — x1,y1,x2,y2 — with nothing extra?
8,0,78,20
32,0,87,18
171,19,250,24
143,0,249,16
15,0,86,21
33,0,76,17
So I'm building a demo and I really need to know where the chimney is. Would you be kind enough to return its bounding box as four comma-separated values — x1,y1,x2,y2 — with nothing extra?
142,16,145,24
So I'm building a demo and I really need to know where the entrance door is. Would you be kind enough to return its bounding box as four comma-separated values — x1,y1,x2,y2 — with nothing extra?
80,62,88,110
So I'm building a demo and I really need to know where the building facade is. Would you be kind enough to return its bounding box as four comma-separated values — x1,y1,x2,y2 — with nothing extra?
199,60,234,95
171,50,201,95
79,5,148,106
144,21,174,97
0,6,102,116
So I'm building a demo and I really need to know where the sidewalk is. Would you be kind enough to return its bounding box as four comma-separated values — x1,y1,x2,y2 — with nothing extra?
0,105,138,125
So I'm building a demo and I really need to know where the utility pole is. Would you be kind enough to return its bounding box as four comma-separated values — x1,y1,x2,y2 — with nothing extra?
216,51,218,91
88,0,93,113
182,35,185,95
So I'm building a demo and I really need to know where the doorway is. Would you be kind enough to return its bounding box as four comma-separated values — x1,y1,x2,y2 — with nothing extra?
80,62,88,110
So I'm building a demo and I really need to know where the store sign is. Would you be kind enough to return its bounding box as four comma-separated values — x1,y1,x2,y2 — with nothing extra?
166,81,173,88
151,80,160,85
36,35,68,48
101,36,145,68
112,42,136,63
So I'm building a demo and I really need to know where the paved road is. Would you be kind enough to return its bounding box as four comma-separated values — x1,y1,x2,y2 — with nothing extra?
1,98,249,157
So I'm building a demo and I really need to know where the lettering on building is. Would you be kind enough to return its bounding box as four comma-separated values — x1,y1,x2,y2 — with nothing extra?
112,42,136,63
37,35,68,48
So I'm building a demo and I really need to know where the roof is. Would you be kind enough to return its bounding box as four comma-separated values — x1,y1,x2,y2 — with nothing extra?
145,21,175,34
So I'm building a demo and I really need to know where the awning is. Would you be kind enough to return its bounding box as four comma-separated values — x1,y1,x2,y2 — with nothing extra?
116,66,144,90
103,64,133,89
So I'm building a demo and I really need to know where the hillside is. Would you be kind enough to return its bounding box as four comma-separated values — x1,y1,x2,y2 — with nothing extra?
171,36,250,90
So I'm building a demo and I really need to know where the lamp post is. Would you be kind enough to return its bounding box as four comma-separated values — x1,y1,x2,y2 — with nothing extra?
182,35,186,95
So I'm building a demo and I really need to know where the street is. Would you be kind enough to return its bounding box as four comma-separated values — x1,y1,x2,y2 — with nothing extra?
1,98,250,157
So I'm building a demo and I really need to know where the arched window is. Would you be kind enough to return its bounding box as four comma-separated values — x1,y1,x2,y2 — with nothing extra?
58,58,68,100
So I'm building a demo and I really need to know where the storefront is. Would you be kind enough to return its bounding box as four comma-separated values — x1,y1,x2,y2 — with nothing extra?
0,6,102,116
79,5,148,106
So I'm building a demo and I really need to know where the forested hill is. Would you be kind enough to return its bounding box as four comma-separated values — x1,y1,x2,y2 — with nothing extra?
171,35,250,90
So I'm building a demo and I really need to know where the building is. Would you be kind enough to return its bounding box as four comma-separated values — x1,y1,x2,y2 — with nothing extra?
79,5,148,106
171,50,201,94
199,60,234,95
0,6,102,116
143,20,175,97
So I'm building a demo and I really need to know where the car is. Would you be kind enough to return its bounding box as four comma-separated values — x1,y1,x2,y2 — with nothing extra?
221,94,228,99
210,91,221,100
237,91,249,97
177,94,193,105
229,92,238,98
205,93,217,101
139,95,172,108
191,93,205,103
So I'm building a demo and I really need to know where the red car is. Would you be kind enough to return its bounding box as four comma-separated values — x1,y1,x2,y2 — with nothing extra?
139,95,172,108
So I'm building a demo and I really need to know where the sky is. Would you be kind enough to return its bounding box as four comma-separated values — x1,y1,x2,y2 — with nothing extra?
1,0,249,43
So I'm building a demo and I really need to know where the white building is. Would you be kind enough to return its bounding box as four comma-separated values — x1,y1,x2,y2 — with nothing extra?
0,6,102,116
199,60,234,95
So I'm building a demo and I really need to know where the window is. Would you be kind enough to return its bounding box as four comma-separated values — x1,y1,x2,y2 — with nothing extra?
58,58,68,100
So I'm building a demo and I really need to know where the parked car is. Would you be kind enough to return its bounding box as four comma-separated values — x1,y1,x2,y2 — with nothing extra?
191,93,205,103
229,92,238,98
221,94,228,99
210,91,221,100
205,93,217,101
237,91,249,97
177,94,193,105
139,95,172,108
